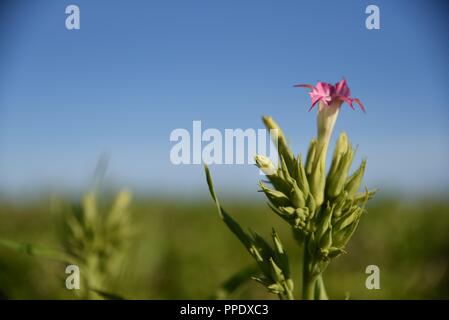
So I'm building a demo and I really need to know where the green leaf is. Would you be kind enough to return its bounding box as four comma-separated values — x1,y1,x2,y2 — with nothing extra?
211,265,258,299
90,288,126,300
0,238,73,264
205,165,252,249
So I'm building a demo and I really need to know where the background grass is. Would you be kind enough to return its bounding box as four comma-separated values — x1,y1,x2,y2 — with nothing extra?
0,196,448,299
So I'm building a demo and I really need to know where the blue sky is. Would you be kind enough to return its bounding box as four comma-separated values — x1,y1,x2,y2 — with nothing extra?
0,0,448,198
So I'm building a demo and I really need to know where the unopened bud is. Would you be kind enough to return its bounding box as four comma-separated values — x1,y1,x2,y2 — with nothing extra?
315,204,333,241
259,182,290,207
327,132,349,179
255,155,277,176
327,247,345,259
332,191,348,218
305,139,317,175
319,227,333,252
295,156,310,198
272,230,284,255
333,207,361,232
262,116,287,149
290,182,306,208
345,159,366,197
262,116,294,167
309,152,325,207
332,219,359,248
326,147,354,198
267,283,283,294
269,258,285,283
295,208,308,221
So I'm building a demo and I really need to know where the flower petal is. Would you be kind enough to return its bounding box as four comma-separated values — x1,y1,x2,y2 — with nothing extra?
334,79,350,97
337,96,355,110
308,95,321,111
294,84,315,90
352,98,366,113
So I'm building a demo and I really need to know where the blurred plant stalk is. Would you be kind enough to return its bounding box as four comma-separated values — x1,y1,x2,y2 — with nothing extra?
206,79,376,300
59,190,133,299
0,189,133,300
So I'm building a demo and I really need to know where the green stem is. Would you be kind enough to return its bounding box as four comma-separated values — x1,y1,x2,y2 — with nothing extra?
282,289,295,300
303,276,316,300
278,286,294,300
315,275,329,300
302,237,317,300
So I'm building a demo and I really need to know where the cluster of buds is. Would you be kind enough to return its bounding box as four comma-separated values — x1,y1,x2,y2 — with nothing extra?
249,229,294,299
255,79,376,276
255,151,315,232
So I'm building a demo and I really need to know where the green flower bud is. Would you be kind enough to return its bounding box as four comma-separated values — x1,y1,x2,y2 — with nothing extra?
259,182,290,207
327,247,345,259
272,230,290,278
255,155,277,176
345,159,366,197
253,276,270,287
279,156,292,182
290,181,306,208
269,258,285,283
280,206,296,216
267,283,283,294
295,208,308,221
309,149,326,207
332,191,348,218
295,156,310,198
305,139,317,175
319,226,333,252
262,116,294,169
335,132,349,154
332,218,360,248
267,175,292,196
315,204,333,241
272,230,284,255
333,207,361,232
352,188,377,206
249,245,264,262
306,194,316,218
294,218,306,229
262,116,287,150
268,204,301,228
326,147,354,199
327,132,349,179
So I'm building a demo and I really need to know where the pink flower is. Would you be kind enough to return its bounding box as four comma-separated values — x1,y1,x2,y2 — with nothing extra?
294,79,365,113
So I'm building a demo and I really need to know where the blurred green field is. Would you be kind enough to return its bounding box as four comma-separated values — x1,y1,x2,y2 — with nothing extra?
1,196,448,299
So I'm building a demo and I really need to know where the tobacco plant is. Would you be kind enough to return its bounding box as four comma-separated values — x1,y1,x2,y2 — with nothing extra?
205,79,376,300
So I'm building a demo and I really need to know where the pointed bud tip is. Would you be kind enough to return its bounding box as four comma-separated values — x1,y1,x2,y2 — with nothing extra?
255,155,277,175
